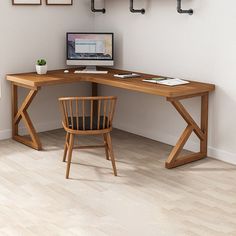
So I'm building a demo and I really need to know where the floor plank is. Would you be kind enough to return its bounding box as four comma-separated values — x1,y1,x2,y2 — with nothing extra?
0,129,236,236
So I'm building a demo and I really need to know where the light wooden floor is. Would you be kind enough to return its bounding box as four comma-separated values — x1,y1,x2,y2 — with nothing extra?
0,129,236,236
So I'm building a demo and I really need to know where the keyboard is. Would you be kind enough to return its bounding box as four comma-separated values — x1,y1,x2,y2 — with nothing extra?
74,70,108,74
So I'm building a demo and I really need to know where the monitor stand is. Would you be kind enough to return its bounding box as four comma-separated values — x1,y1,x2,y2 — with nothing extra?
83,66,97,72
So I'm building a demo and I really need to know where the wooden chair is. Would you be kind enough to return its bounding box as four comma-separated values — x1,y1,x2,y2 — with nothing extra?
59,96,117,179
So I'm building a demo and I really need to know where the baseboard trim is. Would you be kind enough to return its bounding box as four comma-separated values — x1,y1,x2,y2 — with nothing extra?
208,147,236,165
19,120,62,136
0,120,62,140
1,121,235,165
0,129,11,140
114,122,199,152
113,123,236,166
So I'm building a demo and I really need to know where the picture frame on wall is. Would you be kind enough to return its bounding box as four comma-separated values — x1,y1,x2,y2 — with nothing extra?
12,0,42,5
46,0,73,5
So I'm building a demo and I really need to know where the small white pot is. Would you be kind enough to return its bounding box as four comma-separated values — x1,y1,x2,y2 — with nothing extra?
36,65,47,75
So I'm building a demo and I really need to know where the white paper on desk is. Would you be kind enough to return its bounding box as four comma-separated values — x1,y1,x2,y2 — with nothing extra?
114,73,140,78
157,79,189,86
142,79,157,83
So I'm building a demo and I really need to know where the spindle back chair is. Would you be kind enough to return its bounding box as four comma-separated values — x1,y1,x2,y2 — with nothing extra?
59,96,117,179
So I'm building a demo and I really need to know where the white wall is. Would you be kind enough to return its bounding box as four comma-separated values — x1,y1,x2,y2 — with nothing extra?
94,0,236,164
0,1,94,139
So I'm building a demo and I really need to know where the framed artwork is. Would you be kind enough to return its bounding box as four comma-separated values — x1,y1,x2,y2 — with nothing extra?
46,0,73,5
12,0,42,5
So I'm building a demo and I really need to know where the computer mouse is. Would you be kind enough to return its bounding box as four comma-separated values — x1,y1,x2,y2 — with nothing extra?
64,70,69,73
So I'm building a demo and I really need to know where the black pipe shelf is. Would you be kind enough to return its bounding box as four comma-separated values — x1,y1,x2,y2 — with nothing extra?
90,0,193,15
130,0,145,14
91,0,105,14
177,0,193,15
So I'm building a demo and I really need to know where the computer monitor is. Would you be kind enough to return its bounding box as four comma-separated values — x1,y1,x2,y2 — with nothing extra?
66,32,114,71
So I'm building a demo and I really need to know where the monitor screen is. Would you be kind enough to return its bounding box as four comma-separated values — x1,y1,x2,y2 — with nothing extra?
67,33,113,61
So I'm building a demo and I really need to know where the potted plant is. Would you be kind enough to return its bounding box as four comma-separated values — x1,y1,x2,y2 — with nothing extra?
36,59,47,75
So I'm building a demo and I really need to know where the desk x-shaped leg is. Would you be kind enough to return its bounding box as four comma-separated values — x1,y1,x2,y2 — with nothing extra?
165,93,209,168
12,84,42,150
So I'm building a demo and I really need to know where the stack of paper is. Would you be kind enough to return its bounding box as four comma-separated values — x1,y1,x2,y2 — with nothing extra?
114,73,140,78
143,77,189,86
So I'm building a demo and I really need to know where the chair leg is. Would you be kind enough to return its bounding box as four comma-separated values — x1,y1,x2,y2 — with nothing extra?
63,133,70,162
103,133,110,160
106,133,117,176
66,134,74,179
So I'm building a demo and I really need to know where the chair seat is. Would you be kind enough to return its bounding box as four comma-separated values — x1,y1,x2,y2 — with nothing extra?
68,116,109,130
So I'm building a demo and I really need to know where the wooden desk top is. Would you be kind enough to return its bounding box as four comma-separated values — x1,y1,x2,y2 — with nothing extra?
6,68,215,99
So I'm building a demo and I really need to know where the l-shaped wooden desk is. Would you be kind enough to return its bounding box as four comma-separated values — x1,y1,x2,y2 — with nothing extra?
6,68,215,169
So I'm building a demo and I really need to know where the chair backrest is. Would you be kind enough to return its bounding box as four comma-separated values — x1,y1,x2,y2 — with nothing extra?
59,96,117,134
